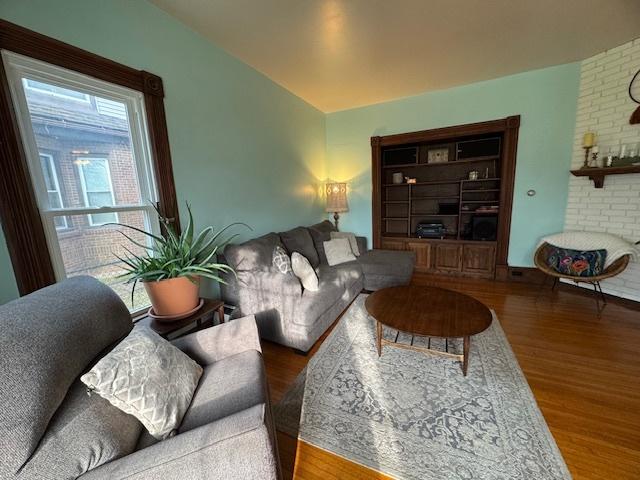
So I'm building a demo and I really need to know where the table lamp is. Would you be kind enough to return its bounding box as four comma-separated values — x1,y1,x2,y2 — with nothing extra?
325,182,348,230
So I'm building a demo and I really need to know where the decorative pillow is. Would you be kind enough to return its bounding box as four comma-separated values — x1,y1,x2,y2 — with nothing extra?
279,227,320,267
291,252,319,291
308,220,337,264
272,245,293,274
81,326,203,440
323,238,357,266
330,231,360,256
545,244,607,277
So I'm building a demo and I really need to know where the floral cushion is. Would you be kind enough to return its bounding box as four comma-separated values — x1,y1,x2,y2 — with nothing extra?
545,244,607,277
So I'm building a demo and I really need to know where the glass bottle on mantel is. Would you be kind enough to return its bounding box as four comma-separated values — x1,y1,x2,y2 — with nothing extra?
605,147,615,167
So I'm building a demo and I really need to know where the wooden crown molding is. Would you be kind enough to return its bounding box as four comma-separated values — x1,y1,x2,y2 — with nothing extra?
373,116,520,147
0,19,165,98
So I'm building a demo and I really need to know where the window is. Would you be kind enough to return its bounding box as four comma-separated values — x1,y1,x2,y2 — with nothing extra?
24,78,91,102
77,158,118,225
3,51,161,311
38,153,67,229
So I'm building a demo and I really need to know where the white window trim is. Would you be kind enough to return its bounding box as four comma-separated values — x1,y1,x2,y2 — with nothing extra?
76,157,119,226
24,78,91,103
38,153,68,230
2,50,161,300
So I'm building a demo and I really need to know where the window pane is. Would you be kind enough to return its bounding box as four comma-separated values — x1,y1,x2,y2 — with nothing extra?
87,191,114,208
25,78,89,101
22,79,144,207
53,216,67,229
47,192,62,209
81,160,111,192
89,212,118,226
39,155,55,191
56,210,151,310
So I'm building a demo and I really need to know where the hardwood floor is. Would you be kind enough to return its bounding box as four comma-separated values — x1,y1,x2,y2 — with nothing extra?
263,273,640,480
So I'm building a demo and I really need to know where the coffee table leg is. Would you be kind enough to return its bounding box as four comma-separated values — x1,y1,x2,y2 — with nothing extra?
462,336,470,376
376,320,382,357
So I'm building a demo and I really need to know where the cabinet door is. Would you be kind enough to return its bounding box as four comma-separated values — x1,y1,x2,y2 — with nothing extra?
434,243,462,271
462,244,496,277
380,240,406,251
406,242,431,269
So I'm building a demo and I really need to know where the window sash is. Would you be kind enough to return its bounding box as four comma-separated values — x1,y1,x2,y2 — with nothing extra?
77,158,118,226
2,50,161,285
38,153,68,229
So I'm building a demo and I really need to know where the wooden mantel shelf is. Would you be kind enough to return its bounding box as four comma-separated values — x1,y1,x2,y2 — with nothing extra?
570,165,640,188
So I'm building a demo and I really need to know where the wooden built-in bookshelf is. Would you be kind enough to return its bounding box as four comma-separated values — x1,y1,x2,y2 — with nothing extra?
371,116,520,279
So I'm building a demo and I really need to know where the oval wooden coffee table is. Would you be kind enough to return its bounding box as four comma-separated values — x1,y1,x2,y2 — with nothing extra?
365,285,492,376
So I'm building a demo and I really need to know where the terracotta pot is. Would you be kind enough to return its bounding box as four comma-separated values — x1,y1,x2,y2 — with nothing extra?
143,276,200,317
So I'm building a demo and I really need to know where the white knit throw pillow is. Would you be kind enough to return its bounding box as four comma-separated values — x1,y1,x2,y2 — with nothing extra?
291,252,319,291
81,326,203,440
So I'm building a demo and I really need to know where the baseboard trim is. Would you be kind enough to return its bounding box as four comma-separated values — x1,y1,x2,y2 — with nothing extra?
496,265,545,284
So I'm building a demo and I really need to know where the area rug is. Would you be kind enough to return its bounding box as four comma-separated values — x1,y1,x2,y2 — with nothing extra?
274,294,571,480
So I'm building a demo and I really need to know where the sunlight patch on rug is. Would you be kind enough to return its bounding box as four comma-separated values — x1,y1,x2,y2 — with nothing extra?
274,294,571,480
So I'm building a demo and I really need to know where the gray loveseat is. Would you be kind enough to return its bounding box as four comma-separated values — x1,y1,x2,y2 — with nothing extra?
221,220,415,353
0,276,281,480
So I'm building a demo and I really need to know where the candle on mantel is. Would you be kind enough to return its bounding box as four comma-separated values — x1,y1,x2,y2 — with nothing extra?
620,144,627,158
582,132,595,148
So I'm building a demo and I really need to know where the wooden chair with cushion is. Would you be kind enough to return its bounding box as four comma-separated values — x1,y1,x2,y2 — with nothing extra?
534,242,632,316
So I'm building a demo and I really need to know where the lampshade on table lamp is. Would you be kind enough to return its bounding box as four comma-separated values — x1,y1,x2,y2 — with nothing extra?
325,183,348,230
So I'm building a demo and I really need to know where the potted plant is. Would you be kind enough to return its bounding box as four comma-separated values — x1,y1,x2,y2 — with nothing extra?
112,204,244,320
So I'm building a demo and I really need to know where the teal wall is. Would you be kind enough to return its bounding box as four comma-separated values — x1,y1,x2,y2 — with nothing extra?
0,0,326,302
326,64,580,266
0,1,583,303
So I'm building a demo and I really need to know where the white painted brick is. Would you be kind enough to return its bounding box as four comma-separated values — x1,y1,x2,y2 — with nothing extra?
564,37,640,300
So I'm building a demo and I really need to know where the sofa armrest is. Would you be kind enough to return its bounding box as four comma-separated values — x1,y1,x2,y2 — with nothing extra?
172,315,261,365
355,236,368,254
80,405,280,480
236,270,302,297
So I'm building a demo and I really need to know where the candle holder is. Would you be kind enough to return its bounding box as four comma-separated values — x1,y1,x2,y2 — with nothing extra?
583,146,592,168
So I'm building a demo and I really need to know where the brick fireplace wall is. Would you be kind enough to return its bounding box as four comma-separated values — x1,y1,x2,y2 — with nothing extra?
564,38,640,301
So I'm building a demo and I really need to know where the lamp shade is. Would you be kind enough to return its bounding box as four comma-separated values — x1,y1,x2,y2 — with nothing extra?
325,183,348,213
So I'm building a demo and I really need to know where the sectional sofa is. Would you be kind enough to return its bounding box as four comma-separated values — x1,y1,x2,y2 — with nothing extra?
0,277,281,480
221,220,415,353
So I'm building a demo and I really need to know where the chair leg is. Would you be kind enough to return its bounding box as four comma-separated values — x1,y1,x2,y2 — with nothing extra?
592,281,607,318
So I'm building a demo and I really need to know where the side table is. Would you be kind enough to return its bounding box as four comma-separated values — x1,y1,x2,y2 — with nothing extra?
135,298,225,340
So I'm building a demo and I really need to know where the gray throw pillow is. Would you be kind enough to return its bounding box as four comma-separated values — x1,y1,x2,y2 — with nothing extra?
279,227,320,267
308,220,337,264
18,381,142,480
330,231,360,256
291,252,319,291
81,326,203,440
272,245,293,274
323,238,357,266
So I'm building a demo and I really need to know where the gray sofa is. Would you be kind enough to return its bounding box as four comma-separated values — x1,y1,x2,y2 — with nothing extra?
0,276,281,480
221,220,415,353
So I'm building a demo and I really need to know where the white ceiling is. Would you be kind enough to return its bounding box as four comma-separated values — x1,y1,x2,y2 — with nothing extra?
150,0,640,112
